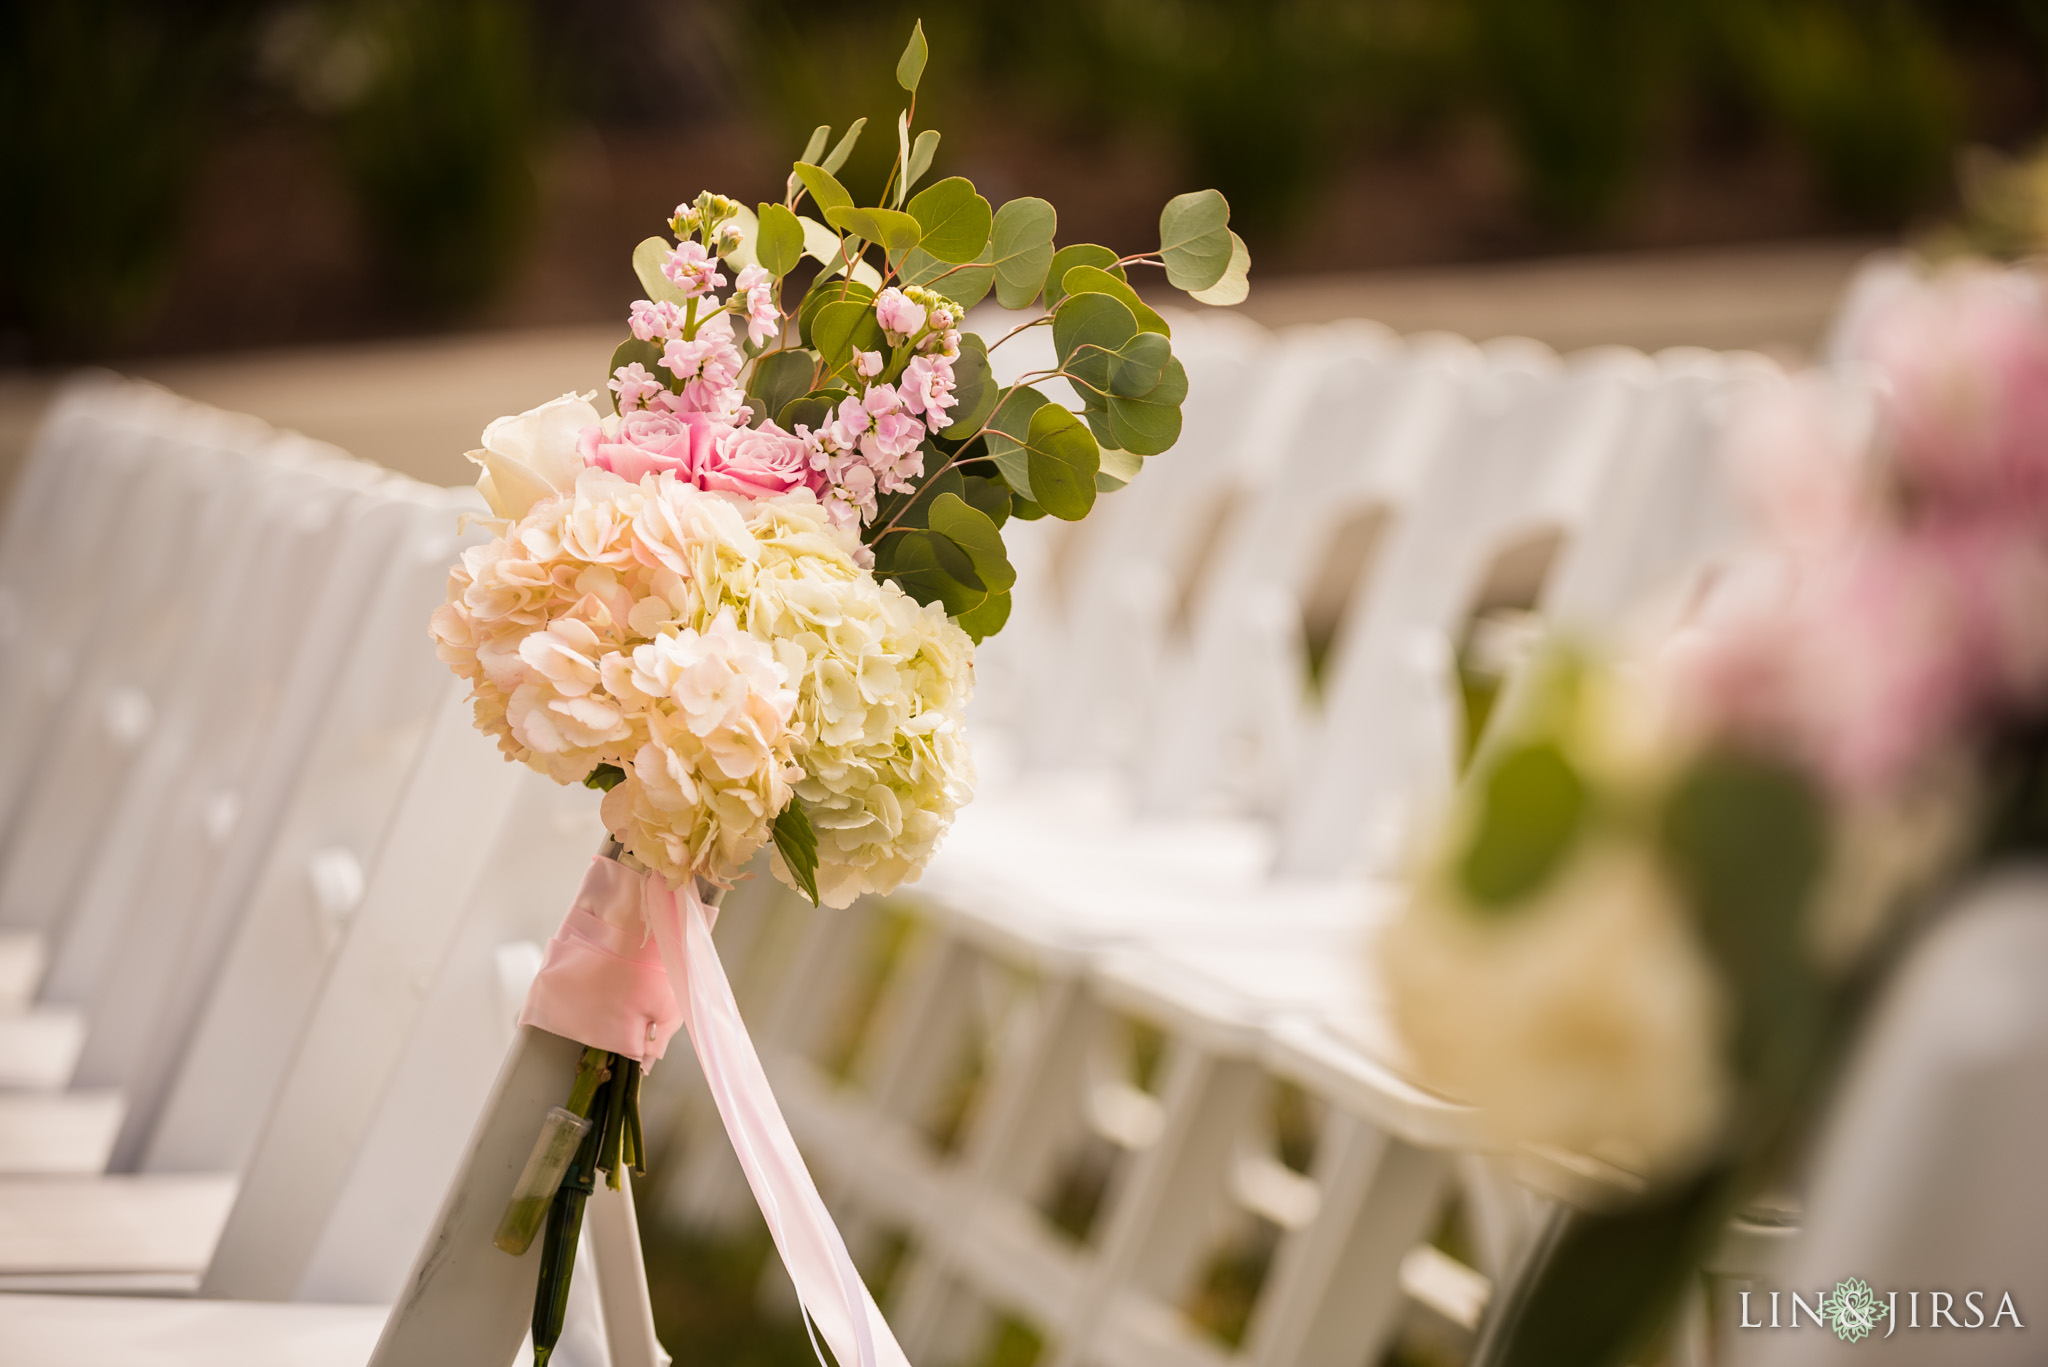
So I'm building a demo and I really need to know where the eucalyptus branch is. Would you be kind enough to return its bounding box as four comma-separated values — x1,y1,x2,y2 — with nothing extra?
983,315,1054,354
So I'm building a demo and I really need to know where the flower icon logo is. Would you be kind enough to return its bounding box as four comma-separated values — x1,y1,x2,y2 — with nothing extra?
1820,1277,1888,1343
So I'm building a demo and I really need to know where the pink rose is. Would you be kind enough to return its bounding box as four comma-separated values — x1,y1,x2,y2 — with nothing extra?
578,410,720,483
696,421,822,500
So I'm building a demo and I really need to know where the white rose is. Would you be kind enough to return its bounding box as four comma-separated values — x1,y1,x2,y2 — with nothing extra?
1382,840,1731,1179
469,391,602,520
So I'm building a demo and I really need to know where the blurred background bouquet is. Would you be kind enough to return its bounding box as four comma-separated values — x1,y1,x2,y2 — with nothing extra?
1382,259,2048,1365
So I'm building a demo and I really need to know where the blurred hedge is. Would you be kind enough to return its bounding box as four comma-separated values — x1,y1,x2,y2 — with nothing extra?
3,0,2046,356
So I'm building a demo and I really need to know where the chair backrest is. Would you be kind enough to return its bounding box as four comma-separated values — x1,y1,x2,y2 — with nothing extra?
1136,326,1467,822
137,489,484,1175
0,378,163,834
1279,344,1650,878
198,682,527,1299
39,450,380,1008
0,416,275,948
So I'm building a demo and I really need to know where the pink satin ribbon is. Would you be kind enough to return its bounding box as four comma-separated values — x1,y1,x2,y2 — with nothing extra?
521,857,909,1367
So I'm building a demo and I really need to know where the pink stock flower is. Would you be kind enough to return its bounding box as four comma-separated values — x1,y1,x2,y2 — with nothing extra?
734,265,779,347
901,353,958,431
609,363,674,415
697,421,823,500
874,288,927,341
854,349,883,379
1860,267,2048,516
579,410,722,484
660,313,746,415
661,240,725,299
629,299,686,343
1725,372,1877,566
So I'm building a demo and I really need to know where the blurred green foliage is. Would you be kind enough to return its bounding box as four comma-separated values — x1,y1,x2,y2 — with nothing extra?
0,0,254,353
307,0,551,314
6,0,2048,356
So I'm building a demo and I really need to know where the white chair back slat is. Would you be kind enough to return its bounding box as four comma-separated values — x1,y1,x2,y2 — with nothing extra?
40,456,369,1008
1278,346,1647,879
198,681,522,1299
139,491,483,1175
0,429,267,945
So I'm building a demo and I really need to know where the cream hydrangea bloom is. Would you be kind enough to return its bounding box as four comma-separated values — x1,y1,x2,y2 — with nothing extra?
740,496,976,908
432,464,974,894
1382,839,1732,1180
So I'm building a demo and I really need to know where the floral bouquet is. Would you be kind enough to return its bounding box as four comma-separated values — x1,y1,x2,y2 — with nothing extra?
427,22,1249,1367
1382,262,2048,1367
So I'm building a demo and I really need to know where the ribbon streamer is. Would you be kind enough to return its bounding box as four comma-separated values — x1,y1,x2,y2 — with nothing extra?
522,857,908,1367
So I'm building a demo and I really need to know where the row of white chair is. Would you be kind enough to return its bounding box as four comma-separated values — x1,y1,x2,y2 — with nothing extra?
655,305,1781,1367
0,379,653,1363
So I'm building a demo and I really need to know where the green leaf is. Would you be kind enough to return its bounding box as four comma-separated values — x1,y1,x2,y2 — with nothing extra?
582,763,626,792
779,393,837,435
896,19,928,93
794,162,854,217
1009,492,1047,521
1189,230,1251,306
771,802,821,906
607,338,666,412
960,471,1011,526
929,492,1016,593
811,299,885,375
1158,189,1234,292
820,118,866,175
954,590,1012,642
1660,747,1830,1092
1096,445,1143,491
877,527,985,615
989,401,1100,520
798,274,874,347
799,215,845,267
908,177,993,263
905,129,941,197
1106,331,1173,398
944,334,998,433
720,203,761,270
1456,742,1588,909
746,350,816,430
901,244,994,309
755,203,806,277
1098,355,1188,455
631,236,686,305
798,125,831,165
1052,290,1139,395
989,198,1057,310
1060,264,1169,336
825,205,923,257
983,385,1053,497
1044,245,1122,309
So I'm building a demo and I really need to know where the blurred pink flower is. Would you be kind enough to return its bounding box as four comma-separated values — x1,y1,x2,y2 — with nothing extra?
1861,267,2048,516
629,299,686,343
609,363,673,415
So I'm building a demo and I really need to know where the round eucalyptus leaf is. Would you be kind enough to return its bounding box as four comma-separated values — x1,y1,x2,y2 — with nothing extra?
1060,264,1168,336
631,236,686,306
1044,244,1121,310
1052,290,1138,395
989,197,1057,310
908,177,993,263
896,19,928,93
1189,231,1251,306
1158,189,1234,292
745,349,816,429
793,162,854,216
945,334,998,433
754,203,806,278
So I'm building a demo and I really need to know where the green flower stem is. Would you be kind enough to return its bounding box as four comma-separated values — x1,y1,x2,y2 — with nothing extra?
531,1046,621,1366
